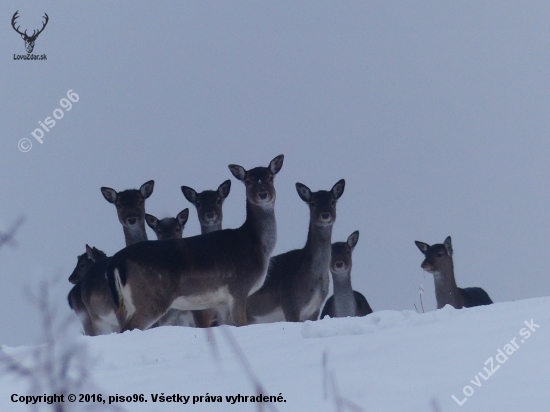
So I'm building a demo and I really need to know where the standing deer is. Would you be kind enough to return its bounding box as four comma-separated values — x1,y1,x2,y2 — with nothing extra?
247,179,345,323
181,180,231,233
145,209,189,240
67,245,108,335
101,180,154,246
181,180,232,327
11,11,49,53
68,181,155,335
106,155,284,331
415,236,493,309
320,231,373,319
145,209,196,328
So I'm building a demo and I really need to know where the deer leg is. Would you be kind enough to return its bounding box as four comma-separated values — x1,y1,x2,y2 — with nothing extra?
192,309,214,328
229,295,248,327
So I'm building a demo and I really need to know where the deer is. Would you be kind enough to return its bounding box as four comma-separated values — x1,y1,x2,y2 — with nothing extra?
106,155,284,331
67,245,108,335
144,208,197,328
145,209,189,240
181,180,231,234
320,231,373,319
247,179,345,323
101,180,155,246
68,181,155,335
181,180,233,327
11,11,49,54
415,236,493,309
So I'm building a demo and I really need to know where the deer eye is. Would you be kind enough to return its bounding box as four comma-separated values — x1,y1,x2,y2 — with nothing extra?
437,253,443,257
269,175,274,182
195,201,202,208
331,200,336,206
216,198,222,205
116,203,122,209
245,179,252,186
139,200,144,206
310,201,316,207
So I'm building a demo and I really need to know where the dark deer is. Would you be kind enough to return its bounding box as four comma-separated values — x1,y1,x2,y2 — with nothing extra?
11,11,49,54
67,181,155,335
181,180,233,327
145,209,189,240
67,245,108,335
247,179,345,323
106,155,284,331
145,208,196,328
101,181,154,246
320,231,373,319
415,236,493,309
182,180,231,234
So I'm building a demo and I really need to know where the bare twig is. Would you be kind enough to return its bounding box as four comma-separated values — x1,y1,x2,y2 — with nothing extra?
0,215,25,249
430,398,443,412
0,278,124,412
323,351,365,412
211,326,280,412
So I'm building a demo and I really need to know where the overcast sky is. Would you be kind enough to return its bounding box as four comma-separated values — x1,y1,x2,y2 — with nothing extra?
1,1,549,346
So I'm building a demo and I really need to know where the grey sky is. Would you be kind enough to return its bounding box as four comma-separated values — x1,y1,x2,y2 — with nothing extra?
1,1,549,345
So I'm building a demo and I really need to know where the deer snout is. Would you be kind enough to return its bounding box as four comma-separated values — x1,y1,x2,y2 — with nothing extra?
421,261,434,272
204,212,217,221
319,212,332,223
127,217,138,225
333,260,345,270
257,191,268,200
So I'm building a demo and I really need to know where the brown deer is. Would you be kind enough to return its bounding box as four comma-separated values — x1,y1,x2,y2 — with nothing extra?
145,209,189,240
145,208,196,328
415,236,493,309
247,179,345,323
320,231,373,319
67,245,108,335
181,180,231,234
106,155,284,331
101,180,154,246
68,181,155,335
182,180,233,327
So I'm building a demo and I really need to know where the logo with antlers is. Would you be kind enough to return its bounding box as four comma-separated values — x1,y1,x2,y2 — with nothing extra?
11,11,49,54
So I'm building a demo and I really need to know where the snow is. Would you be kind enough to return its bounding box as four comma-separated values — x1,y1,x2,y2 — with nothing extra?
1,297,549,411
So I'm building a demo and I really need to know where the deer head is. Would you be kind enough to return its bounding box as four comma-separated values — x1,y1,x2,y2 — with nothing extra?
11,11,49,54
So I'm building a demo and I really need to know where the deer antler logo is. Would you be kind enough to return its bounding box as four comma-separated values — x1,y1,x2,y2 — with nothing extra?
11,11,49,54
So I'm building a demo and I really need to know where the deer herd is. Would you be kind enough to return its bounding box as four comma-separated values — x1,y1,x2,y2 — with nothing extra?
67,155,493,336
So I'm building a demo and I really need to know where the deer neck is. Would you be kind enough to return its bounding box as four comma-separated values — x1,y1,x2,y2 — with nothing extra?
201,223,222,234
242,200,277,256
124,223,148,246
331,271,356,317
433,259,462,309
304,222,332,279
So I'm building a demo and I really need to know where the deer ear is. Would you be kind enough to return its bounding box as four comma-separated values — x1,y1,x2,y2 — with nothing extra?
145,214,158,230
444,236,453,256
331,179,345,199
177,209,189,226
181,186,197,204
101,187,117,203
228,164,246,181
218,180,231,199
295,183,311,202
140,180,155,199
415,241,430,254
85,244,94,260
92,247,105,260
269,154,284,175
347,231,359,250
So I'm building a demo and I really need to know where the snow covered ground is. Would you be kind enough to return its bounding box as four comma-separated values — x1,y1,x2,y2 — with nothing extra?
1,297,549,412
